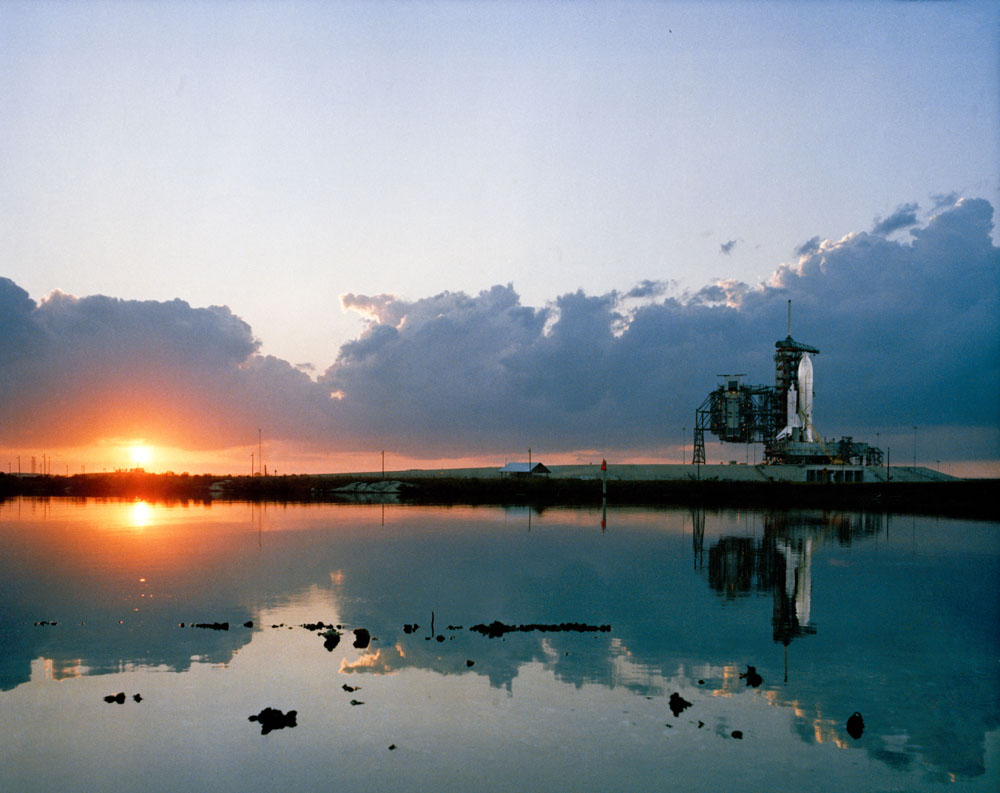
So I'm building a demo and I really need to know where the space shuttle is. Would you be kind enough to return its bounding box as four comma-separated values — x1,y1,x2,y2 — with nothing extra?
777,353,814,442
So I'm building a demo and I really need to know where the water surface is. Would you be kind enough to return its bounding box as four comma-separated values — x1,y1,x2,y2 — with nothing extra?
1,498,997,792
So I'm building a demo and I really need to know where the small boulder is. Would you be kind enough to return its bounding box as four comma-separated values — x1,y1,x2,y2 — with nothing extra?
739,665,763,688
248,707,297,735
846,712,865,740
669,692,692,717
353,628,371,649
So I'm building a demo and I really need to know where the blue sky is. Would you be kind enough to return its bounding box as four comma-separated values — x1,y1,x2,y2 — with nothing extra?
1,1,998,473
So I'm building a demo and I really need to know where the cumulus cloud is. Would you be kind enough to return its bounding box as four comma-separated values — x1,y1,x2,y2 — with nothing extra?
321,197,998,456
1,196,997,463
794,236,822,258
931,191,959,210
0,284,331,449
872,202,920,235
624,280,668,300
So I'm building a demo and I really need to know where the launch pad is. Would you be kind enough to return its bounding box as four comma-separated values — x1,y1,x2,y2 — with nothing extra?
693,309,882,478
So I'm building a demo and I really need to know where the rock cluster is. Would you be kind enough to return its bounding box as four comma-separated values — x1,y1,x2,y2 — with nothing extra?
469,621,611,638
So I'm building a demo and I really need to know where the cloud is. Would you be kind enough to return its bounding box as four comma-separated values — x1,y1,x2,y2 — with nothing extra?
794,236,822,258
0,284,331,449
931,191,959,211
871,202,920,235
1,196,997,464
720,239,738,255
321,197,998,456
624,280,668,300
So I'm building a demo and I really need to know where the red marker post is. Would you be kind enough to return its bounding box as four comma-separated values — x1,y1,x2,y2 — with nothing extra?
601,459,608,530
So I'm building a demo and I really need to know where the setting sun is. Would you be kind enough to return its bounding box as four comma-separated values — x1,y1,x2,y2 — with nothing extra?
130,444,154,469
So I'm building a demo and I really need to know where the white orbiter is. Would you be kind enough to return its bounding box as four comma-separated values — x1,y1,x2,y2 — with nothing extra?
777,352,815,442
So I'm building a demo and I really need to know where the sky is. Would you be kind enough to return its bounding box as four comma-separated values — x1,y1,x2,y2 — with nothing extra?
1,0,998,476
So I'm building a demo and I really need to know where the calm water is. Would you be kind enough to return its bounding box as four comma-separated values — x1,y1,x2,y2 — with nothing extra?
1,498,997,793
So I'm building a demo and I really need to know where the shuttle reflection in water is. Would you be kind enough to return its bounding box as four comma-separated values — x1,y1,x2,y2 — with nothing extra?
701,511,877,647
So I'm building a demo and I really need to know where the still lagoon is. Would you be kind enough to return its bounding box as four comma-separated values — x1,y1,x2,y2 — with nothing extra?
1,497,997,792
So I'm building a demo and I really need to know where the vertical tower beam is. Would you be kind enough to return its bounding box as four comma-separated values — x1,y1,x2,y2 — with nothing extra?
692,428,706,465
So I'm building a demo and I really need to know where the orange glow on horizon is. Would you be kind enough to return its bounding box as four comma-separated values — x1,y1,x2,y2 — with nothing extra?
1,440,996,479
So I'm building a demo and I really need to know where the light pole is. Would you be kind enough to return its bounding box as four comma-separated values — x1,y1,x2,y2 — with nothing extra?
682,427,686,465
912,426,917,467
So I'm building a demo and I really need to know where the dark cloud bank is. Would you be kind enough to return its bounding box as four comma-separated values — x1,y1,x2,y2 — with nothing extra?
1,198,998,462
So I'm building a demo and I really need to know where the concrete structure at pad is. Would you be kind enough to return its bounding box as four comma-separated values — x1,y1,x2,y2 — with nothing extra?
323,463,955,484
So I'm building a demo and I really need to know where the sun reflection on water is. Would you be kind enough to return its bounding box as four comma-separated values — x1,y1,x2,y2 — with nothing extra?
130,500,152,528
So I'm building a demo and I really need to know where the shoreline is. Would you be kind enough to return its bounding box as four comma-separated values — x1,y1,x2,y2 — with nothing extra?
0,470,995,520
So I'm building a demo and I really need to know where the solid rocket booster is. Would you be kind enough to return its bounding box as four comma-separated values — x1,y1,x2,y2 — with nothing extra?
777,381,801,441
798,353,814,442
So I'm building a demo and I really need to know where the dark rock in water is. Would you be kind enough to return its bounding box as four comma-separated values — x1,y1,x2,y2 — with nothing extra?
302,621,333,632
698,721,704,729
668,692,692,717
740,665,763,688
194,622,229,631
322,628,341,651
342,684,359,692
731,730,743,739
353,628,371,649
846,712,865,740
698,680,705,685
436,634,445,643
350,699,364,706
243,621,254,628
34,620,57,626
132,694,143,703
447,625,463,631
248,707,297,735
104,693,126,704
388,744,396,751
466,660,475,667
402,623,419,634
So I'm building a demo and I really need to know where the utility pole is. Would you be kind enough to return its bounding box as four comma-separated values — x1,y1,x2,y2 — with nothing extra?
381,450,385,480
682,428,686,464
258,428,262,477
912,426,917,467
